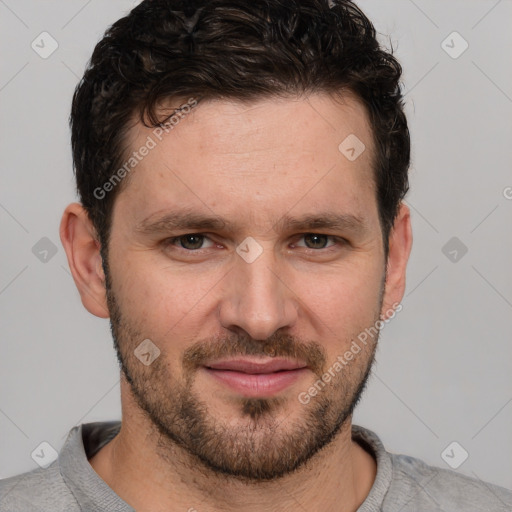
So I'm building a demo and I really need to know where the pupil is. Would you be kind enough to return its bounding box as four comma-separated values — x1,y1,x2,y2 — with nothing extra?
182,235,203,249
306,234,327,249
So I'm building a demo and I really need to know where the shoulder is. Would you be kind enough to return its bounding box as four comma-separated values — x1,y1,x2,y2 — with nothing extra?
385,452,512,511
352,424,512,512
0,460,80,512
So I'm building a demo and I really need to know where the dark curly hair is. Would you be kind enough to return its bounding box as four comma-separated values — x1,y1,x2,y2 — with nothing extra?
70,0,409,259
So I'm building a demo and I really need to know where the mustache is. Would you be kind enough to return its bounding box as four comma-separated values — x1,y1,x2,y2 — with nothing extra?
182,332,327,377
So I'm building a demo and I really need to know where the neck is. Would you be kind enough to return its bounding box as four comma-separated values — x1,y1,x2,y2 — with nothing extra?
89,389,376,512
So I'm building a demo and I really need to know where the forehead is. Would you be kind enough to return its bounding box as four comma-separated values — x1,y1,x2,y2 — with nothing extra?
113,93,379,232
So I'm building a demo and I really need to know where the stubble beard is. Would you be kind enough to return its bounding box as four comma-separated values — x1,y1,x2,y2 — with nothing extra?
104,267,380,482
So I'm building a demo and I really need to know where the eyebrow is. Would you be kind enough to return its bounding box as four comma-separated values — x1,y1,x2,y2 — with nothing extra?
135,210,369,237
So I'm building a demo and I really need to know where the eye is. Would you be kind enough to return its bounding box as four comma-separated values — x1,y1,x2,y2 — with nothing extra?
166,234,215,251
293,233,340,250
163,232,345,255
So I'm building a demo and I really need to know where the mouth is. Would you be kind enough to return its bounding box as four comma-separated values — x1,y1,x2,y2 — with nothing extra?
202,357,309,397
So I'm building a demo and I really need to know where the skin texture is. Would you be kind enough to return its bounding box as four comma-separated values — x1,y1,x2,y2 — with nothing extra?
60,92,412,512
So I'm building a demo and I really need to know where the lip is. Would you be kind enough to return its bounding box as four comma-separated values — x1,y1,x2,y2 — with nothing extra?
203,358,309,397
206,357,308,374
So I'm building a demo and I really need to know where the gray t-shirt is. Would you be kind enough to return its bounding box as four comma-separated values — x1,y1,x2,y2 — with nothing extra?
1,421,511,511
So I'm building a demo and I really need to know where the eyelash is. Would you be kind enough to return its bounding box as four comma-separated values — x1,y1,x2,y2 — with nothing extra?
163,233,346,254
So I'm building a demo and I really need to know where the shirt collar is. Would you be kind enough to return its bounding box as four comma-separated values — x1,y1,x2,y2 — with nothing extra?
58,421,392,511
58,421,133,511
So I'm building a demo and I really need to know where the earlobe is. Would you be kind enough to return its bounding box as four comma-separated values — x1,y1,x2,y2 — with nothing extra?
381,203,413,318
59,203,110,319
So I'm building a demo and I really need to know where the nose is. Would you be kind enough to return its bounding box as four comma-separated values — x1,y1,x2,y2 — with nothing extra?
218,243,299,341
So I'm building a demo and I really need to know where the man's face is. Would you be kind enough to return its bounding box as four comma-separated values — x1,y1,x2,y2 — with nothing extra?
105,93,389,480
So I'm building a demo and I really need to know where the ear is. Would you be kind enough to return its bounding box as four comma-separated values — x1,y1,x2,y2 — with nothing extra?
381,203,412,318
59,203,109,318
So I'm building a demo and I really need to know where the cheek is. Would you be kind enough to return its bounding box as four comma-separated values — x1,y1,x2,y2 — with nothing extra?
299,261,383,325
296,267,383,368
113,257,224,341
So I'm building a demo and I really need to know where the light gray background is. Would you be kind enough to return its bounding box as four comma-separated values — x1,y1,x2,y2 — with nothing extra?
1,0,511,491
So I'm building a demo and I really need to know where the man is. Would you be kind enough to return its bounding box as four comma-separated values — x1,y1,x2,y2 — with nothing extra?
1,0,510,510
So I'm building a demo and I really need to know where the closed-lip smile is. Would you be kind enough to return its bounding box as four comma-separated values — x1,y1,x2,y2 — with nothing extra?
203,357,309,397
